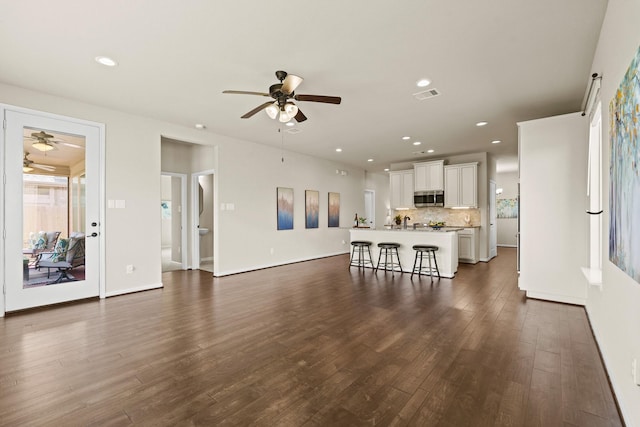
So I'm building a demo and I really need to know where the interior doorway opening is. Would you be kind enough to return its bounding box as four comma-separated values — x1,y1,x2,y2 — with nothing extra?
364,189,375,228
192,171,214,273
161,173,187,272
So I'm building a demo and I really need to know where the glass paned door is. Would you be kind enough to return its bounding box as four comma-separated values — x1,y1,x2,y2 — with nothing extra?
4,109,101,311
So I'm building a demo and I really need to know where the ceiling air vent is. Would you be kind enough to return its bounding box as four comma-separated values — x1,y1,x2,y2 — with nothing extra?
413,88,441,101
286,128,301,134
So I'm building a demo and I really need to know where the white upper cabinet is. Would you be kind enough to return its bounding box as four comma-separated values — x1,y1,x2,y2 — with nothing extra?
444,162,478,208
414,160,444,191
389,170,414,209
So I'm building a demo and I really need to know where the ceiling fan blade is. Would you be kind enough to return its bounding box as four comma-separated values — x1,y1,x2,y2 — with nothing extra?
33,163,56,171
59,142,84,149
294,109,307,123
223,90,270,97
294,94,342,104
281,74,303,95
31,131,54,139
241,101,274,119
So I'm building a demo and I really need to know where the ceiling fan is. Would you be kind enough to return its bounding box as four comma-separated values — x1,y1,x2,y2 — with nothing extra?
23,152,55,173
223,70,341,123
25,130,84,152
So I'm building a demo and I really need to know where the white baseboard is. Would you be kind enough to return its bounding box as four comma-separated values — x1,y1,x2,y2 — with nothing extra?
525,290,586,306
497,244,517,248
584,305,630,425
215,251,349,277
200,256,213,262
105,282,163,298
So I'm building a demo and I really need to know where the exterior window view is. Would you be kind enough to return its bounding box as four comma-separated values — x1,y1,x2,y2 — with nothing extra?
21,129,87,289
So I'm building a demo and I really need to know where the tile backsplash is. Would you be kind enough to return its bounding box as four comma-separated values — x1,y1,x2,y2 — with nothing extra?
392,207,480,227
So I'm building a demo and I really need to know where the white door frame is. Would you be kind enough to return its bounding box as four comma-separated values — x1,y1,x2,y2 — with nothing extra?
1,104,105,316
191,169,215,271
161,172,187,270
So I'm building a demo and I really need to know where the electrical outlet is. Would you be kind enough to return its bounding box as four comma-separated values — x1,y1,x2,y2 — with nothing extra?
341,240,346,245
126,265,134,274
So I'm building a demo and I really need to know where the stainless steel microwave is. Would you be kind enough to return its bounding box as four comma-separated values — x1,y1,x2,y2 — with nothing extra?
414,190,444,207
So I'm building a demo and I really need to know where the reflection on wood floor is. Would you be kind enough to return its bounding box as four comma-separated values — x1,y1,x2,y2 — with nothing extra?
0,248,623,425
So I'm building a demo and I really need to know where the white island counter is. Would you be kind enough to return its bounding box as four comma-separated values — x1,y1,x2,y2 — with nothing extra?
350,228,459,278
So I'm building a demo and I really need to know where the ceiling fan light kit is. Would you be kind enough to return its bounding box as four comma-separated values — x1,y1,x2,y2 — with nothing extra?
32,141,55,151
223,70,341,123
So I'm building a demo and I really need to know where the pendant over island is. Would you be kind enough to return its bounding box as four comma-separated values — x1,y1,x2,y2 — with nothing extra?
350,227,460,278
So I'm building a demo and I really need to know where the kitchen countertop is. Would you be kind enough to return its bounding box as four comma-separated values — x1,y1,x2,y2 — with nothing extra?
358,227,462,232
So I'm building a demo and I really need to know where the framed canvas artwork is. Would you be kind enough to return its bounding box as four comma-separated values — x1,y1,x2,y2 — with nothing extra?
305,190,319,228
610,44,640,283
277,187,293,230
328,192,340,227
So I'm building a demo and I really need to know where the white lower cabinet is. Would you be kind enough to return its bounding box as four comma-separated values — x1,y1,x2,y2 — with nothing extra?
458,228,479,264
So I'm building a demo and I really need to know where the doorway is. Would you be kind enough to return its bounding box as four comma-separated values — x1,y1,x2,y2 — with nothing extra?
161,173,187,272
192,170,215,272
489,180,498,259
364,189,375,228
2,106,104,313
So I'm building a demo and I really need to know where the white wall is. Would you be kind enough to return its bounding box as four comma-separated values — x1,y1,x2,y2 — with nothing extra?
1,82,365,299
518,113,588,305
496,171,518,246
587,0,640,423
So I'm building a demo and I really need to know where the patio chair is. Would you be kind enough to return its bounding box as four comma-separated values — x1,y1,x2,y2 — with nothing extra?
35,233,85,284
23,231,61,259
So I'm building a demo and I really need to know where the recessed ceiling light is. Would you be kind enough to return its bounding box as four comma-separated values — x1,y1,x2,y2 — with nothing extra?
95,56,117,67
413,141,422,146
427,149,435,153
417,78,431,87
384,168,389,172
194,123,205,130
402,136,410,140
367,159,374,162
335,148,342,152
491,140,502,144
285,122,295,127
476,121,488,127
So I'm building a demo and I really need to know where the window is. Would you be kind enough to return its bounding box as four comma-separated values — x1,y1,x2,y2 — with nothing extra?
586,101,602,277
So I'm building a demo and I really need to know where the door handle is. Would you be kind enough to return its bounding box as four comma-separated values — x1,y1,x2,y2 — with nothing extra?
87,232,99,238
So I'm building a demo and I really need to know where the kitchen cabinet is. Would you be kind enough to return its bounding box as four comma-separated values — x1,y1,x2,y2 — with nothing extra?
444,162,478,208
414,160,444,191
389,170,414,209
458,228,479,264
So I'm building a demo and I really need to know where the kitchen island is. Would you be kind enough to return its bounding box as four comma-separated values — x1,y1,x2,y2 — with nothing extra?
350,228,459,278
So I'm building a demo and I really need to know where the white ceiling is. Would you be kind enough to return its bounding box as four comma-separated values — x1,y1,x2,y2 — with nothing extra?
0,1,608,173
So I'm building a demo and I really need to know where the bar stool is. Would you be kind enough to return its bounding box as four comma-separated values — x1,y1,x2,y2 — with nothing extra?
375,242,403,275
349,241,374,269
411,245,440,280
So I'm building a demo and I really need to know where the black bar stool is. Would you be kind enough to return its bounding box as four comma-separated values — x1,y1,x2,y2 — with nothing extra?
349,241,374,269
411,245,440,280
375,242,402,275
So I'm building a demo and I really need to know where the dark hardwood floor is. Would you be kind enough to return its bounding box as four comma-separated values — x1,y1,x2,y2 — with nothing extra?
0,248,623,426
